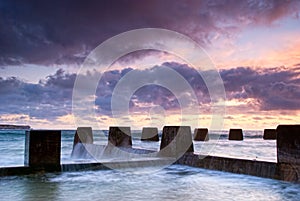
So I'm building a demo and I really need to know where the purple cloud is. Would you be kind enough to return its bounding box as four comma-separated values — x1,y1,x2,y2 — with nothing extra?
0,0,299,66
0,62,299,122
0,70,74,120
221,66,300,110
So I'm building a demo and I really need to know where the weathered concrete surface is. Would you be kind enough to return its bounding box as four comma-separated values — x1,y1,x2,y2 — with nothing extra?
194,128,209,141
0,156,175,176
277,125,300,182
263,129,277,140
71,127,94,158
24,130,61,171
229,129,243,141
108,127,132,147
73,127,93,147
141,127,159,141
177,153,279,180
160,126,194,158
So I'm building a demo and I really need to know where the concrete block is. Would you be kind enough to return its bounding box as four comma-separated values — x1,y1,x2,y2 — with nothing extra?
24,130,61,170
194,128,209,141
276,125,300,182
229,129,243,140
263,129,277,140
71,127,94,158
160,126,194,157
141,127,159,141
108,127,132,147
73,127,93,147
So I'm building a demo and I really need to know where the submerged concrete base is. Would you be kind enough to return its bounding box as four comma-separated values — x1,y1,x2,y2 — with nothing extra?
0,157,175,176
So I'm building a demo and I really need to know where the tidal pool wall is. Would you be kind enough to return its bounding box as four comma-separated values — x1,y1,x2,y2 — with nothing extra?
0,125,299,183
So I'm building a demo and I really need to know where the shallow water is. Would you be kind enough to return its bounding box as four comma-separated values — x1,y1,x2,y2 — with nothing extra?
0,130,25,167
1,165,299,201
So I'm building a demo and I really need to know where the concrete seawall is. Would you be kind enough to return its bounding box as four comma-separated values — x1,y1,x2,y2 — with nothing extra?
177,153,278,180
0,125,299,183
0,157,174,176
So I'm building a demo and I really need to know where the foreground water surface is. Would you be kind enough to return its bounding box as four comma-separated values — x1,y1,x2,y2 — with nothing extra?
0,130,299,201
1,165,300,201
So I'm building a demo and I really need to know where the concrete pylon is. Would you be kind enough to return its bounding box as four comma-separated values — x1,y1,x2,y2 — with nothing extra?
276,125,300,182
160,126,194,158
263,129,276,140
108,127,132,147
229,129,243,140
73,127,93,147
194,128,209,141
71,127,94,158
141,127,159,141
24,130,61,171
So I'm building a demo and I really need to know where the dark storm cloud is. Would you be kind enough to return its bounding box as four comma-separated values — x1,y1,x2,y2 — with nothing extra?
0,0,299,66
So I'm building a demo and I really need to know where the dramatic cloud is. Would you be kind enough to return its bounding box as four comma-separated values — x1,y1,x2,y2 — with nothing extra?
0,70,75,120
221,66,300,110
0,62,299,126
0,0,299,66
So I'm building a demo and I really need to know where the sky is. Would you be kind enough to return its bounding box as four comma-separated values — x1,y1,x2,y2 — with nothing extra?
0,0,300,130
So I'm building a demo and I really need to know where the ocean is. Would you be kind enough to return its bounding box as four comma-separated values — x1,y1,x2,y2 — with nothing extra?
0,130,299,201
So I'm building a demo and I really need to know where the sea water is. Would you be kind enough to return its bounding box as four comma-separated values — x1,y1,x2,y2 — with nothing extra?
0,130,299,201
0,130,277,167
